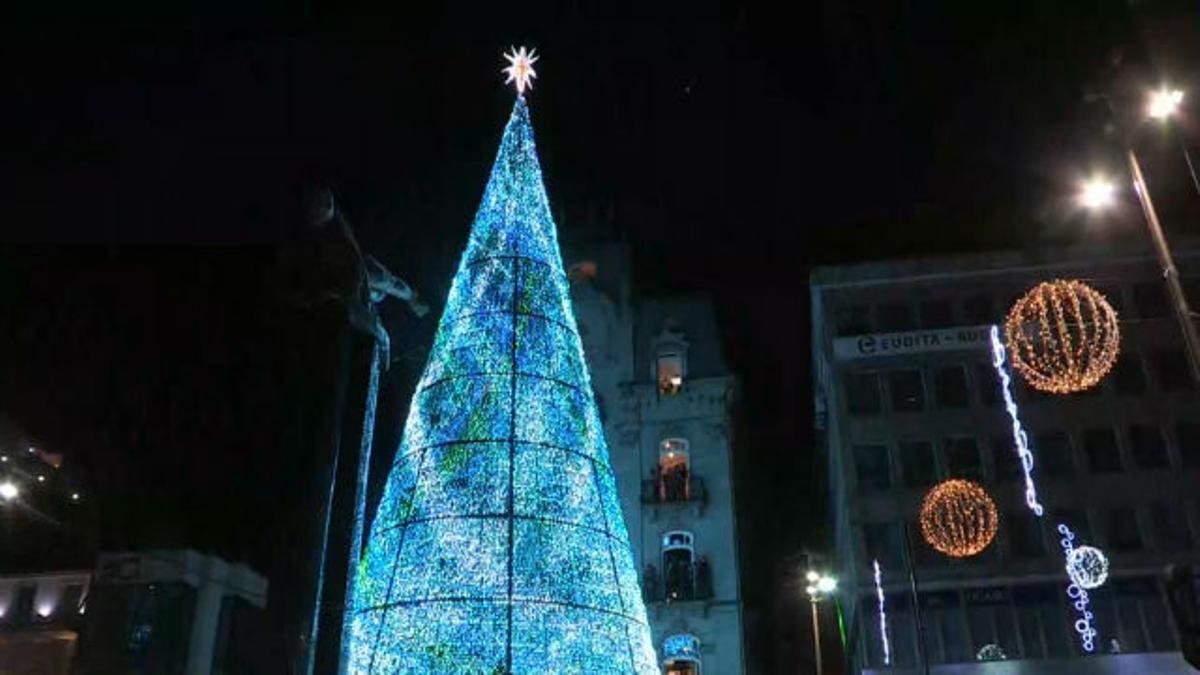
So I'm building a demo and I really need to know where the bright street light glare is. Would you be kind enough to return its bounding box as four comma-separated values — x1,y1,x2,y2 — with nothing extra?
0,481,18,501
1079,177,1116,210
817,576,838,593
805,585,818,596
806,571,820,582
1149,88,1184,120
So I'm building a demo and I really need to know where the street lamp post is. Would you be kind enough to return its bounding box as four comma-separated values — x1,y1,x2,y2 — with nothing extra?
1083,87,1200,384
806,571,837,675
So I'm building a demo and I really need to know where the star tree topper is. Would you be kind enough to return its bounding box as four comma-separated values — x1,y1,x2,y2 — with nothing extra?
502,46,539,95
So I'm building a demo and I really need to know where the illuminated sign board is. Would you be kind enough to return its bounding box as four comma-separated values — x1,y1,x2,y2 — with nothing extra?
833,325,993,361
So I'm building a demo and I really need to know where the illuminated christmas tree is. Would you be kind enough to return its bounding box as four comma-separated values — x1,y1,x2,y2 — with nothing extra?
344,49,658,674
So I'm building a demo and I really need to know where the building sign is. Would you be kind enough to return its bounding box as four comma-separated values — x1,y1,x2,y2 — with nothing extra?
834,325,993,361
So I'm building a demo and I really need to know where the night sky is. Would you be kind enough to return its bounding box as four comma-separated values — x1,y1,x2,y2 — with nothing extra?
3,1,1200,672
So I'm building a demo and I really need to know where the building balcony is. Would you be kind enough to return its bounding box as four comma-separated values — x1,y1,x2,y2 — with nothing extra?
640,476,708,519
642,564,714,604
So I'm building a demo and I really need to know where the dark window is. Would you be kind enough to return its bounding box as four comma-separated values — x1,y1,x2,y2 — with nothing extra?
975,363,999,407
1107,508,1143,551
877,303,916,332
1095,284,1125,315
1083,428,1122,473
1008,512,1046,558
1035,431,1074,477
835,305,872,337
1054,508,1092,542
1129,424,1169,469
933,366,970,408
845,372,883,416
863,522,903,570
945,437,982,480
1178,422,1200,470
919,300,954,328
964,295,995,324
16,586,34,620
1013,584,1070,659
1153,348,1193,392
889,370,925,412
1133,282,1170,319
899,441,937,488
1149,502,1193,551
854,445,892,492
990,434,1020,483
1110,353,1147,394
923,591,970,663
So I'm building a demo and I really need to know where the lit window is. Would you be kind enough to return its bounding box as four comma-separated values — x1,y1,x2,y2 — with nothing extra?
657,350,685,396
657,439,692,502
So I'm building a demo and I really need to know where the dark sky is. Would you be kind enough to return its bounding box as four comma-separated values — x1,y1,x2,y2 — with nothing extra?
3,1,1200,672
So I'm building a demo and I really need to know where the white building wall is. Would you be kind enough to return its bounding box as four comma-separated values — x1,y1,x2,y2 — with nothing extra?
570,258,745,675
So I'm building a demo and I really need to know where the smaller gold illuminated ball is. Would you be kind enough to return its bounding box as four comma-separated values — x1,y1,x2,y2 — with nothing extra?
1004,279,1120,394
920,479,999,558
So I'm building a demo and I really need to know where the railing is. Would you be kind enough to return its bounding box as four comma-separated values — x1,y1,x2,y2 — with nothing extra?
640,476,707,505
641,564,714,603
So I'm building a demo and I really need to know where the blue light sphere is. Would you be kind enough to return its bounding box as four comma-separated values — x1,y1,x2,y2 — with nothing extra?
1065,545,1109,590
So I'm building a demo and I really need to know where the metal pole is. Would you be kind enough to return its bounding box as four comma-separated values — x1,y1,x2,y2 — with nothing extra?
901,522,930,675
1127,148,1200,383
306,326,353,675
338,340,384,674
811,599,823,675
1177,133,1200,201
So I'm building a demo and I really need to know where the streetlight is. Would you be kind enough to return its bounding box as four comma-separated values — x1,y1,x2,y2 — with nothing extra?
1148,87,1184,120
806,571,838,675
1082,86,1200,384
1147,87,1200,199
1078,175,1116,210
0,481,18,502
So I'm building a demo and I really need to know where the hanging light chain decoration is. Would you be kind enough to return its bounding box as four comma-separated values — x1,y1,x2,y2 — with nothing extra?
989,326,1045,516
919,479,999,558
1004,279,1120,394
1058,524,1099,653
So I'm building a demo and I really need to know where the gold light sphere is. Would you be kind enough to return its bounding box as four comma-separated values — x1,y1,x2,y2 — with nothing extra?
919,479,999,558
1004,279,1120,394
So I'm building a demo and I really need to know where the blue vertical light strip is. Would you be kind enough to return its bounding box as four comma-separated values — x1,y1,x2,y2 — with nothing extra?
989,326,1045,516
342,97,658,673
990,325,1098,654
873,559,890,666
1057,524,1098,653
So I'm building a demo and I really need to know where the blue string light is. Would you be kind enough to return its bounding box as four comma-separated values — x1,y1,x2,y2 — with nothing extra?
989,326,1044,516
344,97,658,673
992,325,1104,654
873,559,890,666
1058,525,1098,653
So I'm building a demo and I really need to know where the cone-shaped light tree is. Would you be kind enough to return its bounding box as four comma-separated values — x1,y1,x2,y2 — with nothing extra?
344,51,658,674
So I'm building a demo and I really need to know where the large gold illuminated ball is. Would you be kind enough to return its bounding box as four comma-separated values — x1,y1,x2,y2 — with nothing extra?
919,479,999,558
1004,279,1120,394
